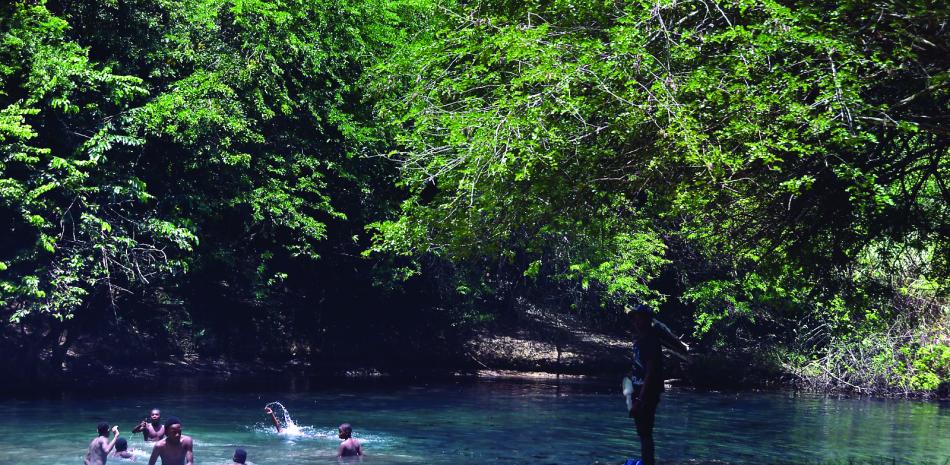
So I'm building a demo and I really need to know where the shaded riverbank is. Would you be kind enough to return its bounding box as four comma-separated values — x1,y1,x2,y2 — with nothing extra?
3,301,944,398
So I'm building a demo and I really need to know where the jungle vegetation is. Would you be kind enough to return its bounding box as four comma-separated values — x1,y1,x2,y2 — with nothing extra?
1,0,947,395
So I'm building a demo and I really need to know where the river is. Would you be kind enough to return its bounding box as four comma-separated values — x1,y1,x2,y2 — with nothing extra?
2,378,946,464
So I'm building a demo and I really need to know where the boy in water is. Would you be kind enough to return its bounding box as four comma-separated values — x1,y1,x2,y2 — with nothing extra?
628,305,664,465
223,448,247,465
110,437,136,461
85,423,120,465
148,417,194,465
132,409,165,442
337,423,363,458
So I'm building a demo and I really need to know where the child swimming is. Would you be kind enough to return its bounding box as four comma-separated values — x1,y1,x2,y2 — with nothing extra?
337,423,363,458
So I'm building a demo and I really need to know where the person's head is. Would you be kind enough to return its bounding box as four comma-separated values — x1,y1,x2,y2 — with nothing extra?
232,448,247,464
149,409,161,423
115,437,128,452
97,422,110,437
338,423,353,439
628,304,654,332
164,416,182,443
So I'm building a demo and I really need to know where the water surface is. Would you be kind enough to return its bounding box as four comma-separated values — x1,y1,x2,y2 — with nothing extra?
2,379,946,465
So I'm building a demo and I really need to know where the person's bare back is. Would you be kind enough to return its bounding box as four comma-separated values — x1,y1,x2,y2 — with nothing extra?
338,437,362,457
147,418,193,465
336,423,362,458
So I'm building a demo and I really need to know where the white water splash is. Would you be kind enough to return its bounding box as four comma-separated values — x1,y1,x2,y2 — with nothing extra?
264,401,316,438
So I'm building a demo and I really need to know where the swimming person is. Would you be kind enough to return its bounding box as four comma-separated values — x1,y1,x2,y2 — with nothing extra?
109,437,136,461
337,423,363,458
264,406,282,433
132,409,165,442
85,423,120,465
628,304,663,465
223,448,247,465
147,417,194,465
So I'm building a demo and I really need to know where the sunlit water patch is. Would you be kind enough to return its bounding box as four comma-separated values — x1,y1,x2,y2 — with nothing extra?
1,380,946,465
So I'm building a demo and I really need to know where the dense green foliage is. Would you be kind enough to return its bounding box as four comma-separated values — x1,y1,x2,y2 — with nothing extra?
367,0,949,393
1,0,947,394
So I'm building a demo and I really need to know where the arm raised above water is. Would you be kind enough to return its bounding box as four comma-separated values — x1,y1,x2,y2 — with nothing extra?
264,407,282,433
102,426,119,454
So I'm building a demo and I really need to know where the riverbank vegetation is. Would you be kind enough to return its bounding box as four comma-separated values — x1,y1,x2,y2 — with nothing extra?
1,0,947,396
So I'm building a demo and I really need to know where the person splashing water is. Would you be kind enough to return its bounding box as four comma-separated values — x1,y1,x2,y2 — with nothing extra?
263,402,306,436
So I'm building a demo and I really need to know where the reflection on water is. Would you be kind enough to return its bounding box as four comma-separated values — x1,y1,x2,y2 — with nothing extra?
0,380,946,465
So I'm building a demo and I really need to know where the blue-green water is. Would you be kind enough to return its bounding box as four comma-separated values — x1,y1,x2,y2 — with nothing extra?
2,380,947,465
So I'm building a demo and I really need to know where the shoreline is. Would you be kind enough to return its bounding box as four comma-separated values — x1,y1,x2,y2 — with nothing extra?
2,355,945,401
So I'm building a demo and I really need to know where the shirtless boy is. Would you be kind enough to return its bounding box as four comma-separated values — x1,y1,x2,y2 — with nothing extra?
110,437,136,461
147,417,194,465
132,409,165,442
85,423,120,465
337,423,362,458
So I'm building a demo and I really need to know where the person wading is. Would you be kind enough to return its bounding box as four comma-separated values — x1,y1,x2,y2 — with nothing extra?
132,408,165,442
628,304,663,465
85,423,120,465
148,416,194,465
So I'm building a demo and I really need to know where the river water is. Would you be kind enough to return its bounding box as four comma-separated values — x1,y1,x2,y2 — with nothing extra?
2,379,946,465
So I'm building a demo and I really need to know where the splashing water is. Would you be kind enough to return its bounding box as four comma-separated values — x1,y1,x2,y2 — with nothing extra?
265,401,312,437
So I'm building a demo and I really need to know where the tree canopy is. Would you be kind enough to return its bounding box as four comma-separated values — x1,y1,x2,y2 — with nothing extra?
1,0,947,394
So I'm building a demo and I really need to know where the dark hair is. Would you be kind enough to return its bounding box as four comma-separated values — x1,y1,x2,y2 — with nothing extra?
115,437,128,452
339,423,353,436
626,304,654,320
233,448,247,464
164,416,181,429
97,422,110,436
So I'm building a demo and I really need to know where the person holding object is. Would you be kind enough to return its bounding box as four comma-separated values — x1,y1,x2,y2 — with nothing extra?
132,409,165,442
85,423,120,465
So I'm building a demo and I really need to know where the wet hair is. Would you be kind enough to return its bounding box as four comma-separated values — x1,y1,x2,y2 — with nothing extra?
233,448,247,464
115,437,128,452
164,416,181,429
97,422,110,436
339,423,353,436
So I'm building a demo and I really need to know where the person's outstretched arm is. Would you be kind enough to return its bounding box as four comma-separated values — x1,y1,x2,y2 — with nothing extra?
103,427,120,454
265,407,282,433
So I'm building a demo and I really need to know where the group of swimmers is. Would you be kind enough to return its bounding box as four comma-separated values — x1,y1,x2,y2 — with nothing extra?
84,407,363,465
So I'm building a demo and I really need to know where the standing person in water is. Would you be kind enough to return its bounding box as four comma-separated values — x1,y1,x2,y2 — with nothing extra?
132,409,165,442
337,423,363,458
85,423,120,465
264,406,282,433
628,304,664,465
147,417,194,465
